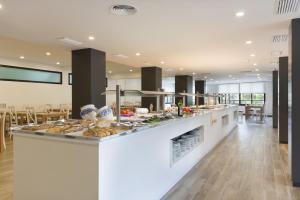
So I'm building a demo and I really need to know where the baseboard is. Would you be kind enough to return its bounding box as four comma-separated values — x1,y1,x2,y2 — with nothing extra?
279,141,288,144
293,182,300,187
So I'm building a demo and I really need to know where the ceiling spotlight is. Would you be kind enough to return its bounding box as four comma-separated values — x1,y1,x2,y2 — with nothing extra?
46,52,51,56
129,69,133,72
88,36,95,41
192,72,196,75
160,61,165,65
253,63,257,66
108,70,112,74
56,62,60,65
19,56,25,59
135,52,141,56
245,40,252,45
255,68,259,72
257,74,260,76
235,11,245,17
179,68,184,71
250,54,255,57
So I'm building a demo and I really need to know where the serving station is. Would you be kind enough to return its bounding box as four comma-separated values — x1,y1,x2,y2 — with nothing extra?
13,100,238,200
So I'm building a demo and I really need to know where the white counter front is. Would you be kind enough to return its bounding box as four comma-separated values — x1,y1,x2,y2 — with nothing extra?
13,106,238,200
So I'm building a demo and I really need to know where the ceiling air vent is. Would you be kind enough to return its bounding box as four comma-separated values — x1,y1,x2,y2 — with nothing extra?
272,34,288,43
275,0,299,15
110,5,137,16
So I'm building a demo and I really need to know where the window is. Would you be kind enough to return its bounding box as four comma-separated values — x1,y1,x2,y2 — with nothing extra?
68,73,72,85
229,93,239,104
252,93,265,105
240,93,252,105
0,65,62,84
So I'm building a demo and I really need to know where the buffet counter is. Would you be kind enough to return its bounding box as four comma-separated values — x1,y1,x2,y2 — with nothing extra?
13,105,238,200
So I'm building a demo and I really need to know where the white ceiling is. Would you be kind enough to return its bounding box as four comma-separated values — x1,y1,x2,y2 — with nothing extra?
0,0,299,76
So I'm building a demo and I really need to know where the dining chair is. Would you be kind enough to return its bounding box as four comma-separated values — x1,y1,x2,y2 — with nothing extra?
8,106,18,138
0,110,7,150
45,104,53,113
25,106,37,125
59,104,70,120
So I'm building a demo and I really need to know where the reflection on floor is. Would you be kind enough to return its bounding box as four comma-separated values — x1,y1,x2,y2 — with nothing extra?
0,119,299,200
164,119,300,200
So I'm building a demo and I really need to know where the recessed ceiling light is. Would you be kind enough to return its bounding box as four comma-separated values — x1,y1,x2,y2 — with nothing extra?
255,68,259,72
257,74,260,76
235,11,245,17
88,36,95,41
160,61,165,65
46,52,51,56
108,70,112,74
179,68,184,71
245,40,252,44
19,56,25,59
250,54,255,57
192,72,196,75
253,63,257,66
210,78,214,81
135,52,141,56
56,62,60,65
129,69,133,72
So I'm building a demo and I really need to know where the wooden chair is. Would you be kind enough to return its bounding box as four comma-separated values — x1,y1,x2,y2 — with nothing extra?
8,106,18,138
59,104,70,120
25,107,37,125
0,104,6,149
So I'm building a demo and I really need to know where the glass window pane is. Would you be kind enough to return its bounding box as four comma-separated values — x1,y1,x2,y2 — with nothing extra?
0,65,62,84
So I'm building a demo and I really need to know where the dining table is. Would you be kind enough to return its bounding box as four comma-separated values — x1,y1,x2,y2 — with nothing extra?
245,104,265,121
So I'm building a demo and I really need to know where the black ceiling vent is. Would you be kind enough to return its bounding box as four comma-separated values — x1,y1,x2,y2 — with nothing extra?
111,5,137,16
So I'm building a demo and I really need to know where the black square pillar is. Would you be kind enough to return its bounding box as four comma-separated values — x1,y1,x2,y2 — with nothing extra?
195,80,206,105
141,67,162,110
279,57,288,144
273,70,278,128
72,48,106,119
175,75,193,106
289,18,300,187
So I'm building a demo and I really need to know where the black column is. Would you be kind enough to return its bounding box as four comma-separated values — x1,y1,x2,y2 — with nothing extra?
279,57,289,144
141,67,162,110
195,80,206,105
289,18,300,187
72,48,106,119
273,70,278,128
175,75,193,106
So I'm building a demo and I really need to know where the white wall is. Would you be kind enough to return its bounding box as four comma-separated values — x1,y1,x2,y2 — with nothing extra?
106,77,178,106
0,57,71,110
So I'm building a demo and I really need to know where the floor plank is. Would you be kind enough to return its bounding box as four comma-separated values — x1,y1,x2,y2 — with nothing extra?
164,119,300,200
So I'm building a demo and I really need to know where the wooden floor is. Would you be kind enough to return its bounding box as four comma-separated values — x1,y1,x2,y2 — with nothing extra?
0,138,13,200
1,119,300,200
164,120,300,200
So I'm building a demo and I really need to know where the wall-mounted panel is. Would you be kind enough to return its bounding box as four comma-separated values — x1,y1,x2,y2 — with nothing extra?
0,65,62,84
